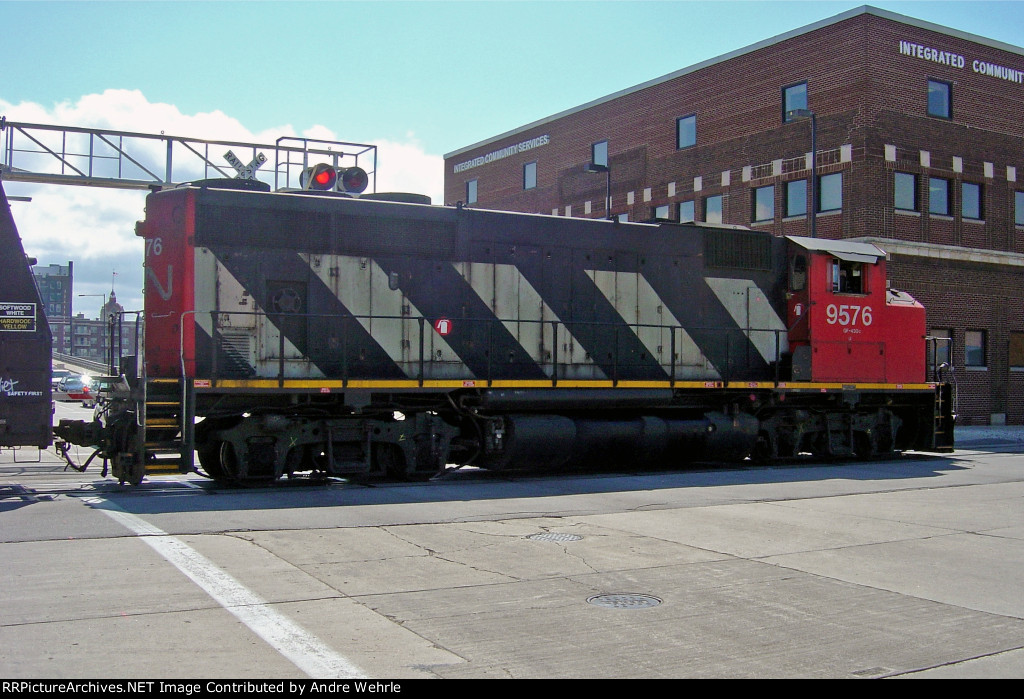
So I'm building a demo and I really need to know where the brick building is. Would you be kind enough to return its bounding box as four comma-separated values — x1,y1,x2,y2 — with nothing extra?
443,5,1024,425
72,291,138,369
32,261,73,355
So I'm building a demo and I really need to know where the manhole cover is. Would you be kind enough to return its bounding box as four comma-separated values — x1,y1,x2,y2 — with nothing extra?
527,532,582,542
587,593,662,609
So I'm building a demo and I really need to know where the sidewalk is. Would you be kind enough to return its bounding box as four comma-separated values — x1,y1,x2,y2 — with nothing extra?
954,424,1024,448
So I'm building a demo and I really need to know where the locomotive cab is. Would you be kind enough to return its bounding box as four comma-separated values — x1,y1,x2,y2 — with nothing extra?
786,236,926,384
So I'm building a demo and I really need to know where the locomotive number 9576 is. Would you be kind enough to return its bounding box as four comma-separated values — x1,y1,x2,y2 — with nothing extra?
825,303,873,327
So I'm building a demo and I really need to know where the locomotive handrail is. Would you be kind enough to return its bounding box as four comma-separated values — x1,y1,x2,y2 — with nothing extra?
177,308,789,388
926,335,954,383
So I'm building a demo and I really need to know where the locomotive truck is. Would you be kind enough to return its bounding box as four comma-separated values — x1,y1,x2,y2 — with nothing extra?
49,176,955,485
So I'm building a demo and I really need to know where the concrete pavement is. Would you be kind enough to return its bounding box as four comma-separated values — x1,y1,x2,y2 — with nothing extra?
0,424,1022,678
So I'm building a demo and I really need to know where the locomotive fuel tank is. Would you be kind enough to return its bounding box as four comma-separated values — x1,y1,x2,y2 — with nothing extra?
474,412,759,471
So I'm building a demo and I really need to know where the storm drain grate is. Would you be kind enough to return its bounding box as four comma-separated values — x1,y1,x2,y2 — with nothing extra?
587,594,662,609
527,532,582,542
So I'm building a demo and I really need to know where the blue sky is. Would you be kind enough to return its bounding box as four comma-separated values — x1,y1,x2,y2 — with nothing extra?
3,0,1024,313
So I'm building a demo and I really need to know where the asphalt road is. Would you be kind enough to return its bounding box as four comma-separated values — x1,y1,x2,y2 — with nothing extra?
1,408,1022,679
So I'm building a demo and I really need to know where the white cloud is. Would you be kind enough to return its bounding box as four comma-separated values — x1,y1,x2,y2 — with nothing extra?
373,137,444,204
1,90,444,315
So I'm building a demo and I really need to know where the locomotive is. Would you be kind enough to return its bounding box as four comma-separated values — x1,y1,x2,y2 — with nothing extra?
53,175,955,485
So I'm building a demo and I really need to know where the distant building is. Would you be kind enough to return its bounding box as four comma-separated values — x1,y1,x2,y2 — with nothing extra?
444,5,1024,425
31,258,138,370
31,261,73,354
72,290,138,370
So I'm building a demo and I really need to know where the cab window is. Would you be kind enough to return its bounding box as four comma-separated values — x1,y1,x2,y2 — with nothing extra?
789,255,807,291
831,258,865,294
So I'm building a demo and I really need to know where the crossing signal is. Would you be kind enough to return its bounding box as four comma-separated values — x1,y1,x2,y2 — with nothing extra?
338,166,369,194
298,164,368,194
300,163,338,191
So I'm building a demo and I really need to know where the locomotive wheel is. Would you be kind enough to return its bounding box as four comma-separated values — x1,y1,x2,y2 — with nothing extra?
854,431,876,460
197,440,244,485
113,453,145,486
128,458,145,486
373,443,408,480
196,441,227,481
214,440,275,487
751,431,774,462
218,441,243,484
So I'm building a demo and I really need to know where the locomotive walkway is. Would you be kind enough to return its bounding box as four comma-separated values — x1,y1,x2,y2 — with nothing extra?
0,420,1022,679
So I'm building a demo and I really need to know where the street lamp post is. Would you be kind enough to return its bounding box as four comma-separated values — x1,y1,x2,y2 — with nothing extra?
787,108,817,238
584,162,611,219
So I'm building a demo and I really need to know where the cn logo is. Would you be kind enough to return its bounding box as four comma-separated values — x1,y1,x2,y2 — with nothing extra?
434,318,453,336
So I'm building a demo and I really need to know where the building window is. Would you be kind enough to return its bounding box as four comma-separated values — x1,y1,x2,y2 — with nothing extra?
753,185,774,222
929,177,950,215
962,182,982,220
1010,332,1024,369
928,79,952,119
1016,191,1024,226
677,114,696,149
895,172,918,211
928,328,953,368
523,162,537,190
654,204,670,220
592,140,608,168
785,180,806,217
965,330,986,367
466,179,478,204
679,200,695,223
783,82,808,122
817,172,842,212
703,195,723,224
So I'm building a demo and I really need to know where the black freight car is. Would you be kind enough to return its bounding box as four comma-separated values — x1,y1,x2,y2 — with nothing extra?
0,182,52,449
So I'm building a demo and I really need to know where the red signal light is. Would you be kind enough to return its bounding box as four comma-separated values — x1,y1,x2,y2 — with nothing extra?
299,163,338,191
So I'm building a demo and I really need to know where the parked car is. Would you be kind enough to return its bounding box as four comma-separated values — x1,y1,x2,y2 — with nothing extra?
55,376,92,405
51,369,74,389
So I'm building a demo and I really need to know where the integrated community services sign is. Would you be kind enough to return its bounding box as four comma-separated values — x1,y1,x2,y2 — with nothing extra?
0,303,36,332
899,39,1024,85
453,135,551,174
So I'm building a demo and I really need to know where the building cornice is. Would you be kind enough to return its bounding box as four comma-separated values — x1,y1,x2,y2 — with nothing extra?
444,5,1024,161
854,237,1024,268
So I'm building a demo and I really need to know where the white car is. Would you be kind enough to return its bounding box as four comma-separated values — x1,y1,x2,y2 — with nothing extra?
51,369,74,389
55,376,93,405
